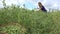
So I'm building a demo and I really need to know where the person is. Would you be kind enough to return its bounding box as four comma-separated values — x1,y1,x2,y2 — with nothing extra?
38,2,47,12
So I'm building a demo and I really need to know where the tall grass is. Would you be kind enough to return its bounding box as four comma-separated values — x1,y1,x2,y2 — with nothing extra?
0,6,60,34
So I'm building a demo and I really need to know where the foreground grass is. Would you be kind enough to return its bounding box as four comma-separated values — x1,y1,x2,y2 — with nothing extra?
0,7,60,34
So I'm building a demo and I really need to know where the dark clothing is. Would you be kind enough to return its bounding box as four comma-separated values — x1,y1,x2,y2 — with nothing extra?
41,6,47,12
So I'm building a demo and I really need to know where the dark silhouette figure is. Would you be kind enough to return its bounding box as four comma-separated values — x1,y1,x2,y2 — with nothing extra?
38,2,47,12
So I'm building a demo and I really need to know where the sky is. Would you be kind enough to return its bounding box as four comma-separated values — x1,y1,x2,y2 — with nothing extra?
0,0,60,10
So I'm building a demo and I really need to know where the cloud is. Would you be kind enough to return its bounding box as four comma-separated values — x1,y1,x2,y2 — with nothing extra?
42,0,60,9
5,0,18,6
0,0,3,8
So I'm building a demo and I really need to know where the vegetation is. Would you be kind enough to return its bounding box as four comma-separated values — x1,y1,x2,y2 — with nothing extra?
0,6,60,34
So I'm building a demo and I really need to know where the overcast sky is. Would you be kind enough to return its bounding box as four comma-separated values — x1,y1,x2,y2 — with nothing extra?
0,0,60,10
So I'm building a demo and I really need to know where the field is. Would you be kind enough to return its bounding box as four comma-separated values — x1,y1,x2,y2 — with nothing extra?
0,6,60,34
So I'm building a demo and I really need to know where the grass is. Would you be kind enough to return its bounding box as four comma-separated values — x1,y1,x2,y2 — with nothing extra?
0,6,60,34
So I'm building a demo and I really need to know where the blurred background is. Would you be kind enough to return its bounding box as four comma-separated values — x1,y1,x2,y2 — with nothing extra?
0,0,60,11
0,0,60,34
